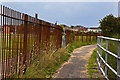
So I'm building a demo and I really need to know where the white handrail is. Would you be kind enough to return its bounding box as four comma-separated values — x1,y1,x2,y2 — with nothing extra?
98,36,120,42
97,36,120,79
97,44,120,59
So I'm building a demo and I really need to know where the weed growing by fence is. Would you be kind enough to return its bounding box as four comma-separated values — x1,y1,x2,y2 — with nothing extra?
19,45,70,78
87,48,98,78
101,41,118,79
18,41,97,78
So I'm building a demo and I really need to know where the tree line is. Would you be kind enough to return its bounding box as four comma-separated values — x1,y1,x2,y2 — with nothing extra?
99,14,120,37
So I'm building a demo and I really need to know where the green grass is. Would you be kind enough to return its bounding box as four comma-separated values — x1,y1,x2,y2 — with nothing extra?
88,37,119,79
19,46,70,78
87,48,98,78
67,41,97,53
87,41,118,78
18,40,97,78
97,39,118,79
102,40,118,79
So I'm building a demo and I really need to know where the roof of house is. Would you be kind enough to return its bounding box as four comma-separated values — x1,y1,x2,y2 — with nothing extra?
73,25,88,30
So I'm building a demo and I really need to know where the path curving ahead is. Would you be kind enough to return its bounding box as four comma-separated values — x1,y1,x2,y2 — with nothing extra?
52,44,97,78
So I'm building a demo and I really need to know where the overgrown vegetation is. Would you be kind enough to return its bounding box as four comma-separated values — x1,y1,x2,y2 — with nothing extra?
107,41,118,78
101,41,118,79
87,48,98,78
19,47,70,78
19,41,97,78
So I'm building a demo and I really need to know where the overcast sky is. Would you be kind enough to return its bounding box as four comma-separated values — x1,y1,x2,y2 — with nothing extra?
0,2,118,27
1,0,120,2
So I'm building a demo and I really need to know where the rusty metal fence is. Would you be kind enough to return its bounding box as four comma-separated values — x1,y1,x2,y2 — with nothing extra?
0,5,101,79
0,5,62,79
65,29,100,45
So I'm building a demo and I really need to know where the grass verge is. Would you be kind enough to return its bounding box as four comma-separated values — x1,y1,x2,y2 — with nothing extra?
20,41,97,78
87,48,98,78
67,41,97,53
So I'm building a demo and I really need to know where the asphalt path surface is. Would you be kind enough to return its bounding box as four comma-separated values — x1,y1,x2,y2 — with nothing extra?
53,44,97,78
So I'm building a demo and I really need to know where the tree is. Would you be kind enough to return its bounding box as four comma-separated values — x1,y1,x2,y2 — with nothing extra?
71,26,74,29
116,17,120,34
99,14,117,36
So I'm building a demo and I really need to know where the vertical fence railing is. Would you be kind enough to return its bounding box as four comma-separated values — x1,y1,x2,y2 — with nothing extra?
64,29,99,46
97,36,120,80
117,41,120,79
0,5,63,79
99,38,103,76
0,5,2,80
105,40,108,77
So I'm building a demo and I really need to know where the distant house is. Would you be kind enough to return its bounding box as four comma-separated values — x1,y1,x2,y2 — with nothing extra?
72,27,79,31
87,27,101,32
73,25,88,32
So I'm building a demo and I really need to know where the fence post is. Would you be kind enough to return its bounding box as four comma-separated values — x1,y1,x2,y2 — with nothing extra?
117,40,120,80
105,40,108,78
97,37,101,76
23,14,28,74
90,32,91,42
63,28,66,47
100,38,103,77
0,5,3,79
97,37,99,71
86,32,88,42
82,33,83,42
96,33,97,41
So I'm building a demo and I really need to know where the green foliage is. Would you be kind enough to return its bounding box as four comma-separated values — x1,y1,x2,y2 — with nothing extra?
93,40,118,79
116,17,120,35
21,48,71,78
71,25,74,29
67,41,97,53
87,48,98,78
99,14,118,36
101,41,118,78
59,24,64,28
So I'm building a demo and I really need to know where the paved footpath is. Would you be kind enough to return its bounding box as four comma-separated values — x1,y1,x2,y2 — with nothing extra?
52,44,97,78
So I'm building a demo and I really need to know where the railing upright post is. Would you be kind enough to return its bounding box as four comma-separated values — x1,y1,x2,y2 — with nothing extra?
0,5,3,79
97,37,101,77
100,38,103,77
98,37,101,77
105,40,108,78
97,37,99,71
117,40,120,80
63,28,66,48
82,32,83,42
90,32,91,42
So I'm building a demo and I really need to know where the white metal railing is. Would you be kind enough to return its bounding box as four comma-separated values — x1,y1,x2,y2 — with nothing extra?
97,36,120,80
